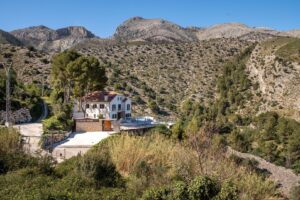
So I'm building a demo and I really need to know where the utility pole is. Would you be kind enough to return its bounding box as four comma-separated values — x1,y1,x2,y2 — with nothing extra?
4,61,12,127
41,74,44,97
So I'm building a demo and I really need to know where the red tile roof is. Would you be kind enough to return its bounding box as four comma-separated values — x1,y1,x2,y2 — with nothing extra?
82,91,118,102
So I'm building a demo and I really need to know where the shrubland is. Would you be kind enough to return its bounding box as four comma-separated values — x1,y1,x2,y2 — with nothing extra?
0,127,281,199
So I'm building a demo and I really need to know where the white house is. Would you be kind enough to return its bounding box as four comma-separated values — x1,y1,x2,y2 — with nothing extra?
73,91,132,120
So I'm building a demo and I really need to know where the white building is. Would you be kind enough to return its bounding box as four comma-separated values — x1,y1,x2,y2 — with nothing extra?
73,91,132,120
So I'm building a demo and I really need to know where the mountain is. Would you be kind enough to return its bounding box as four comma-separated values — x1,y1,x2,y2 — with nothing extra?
11,26,96,51
286,29,300,38
114,17,198,42
193,23,287,41
114,18,297,43
5,18,300,52
0,29,22,46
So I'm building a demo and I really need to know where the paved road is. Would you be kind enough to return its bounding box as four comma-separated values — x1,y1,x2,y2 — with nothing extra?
227,146,300,196
15,123,43,154
14,99,47,154
52,131,115,163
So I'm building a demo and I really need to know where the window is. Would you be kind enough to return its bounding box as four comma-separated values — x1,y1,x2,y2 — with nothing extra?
99,104,104,109
127,104,131,111
112,104,116,111
92,104,97,109
125,113,131,118
94,114,96,118
112,114,117,119
86,104,89,108
118,104,121,110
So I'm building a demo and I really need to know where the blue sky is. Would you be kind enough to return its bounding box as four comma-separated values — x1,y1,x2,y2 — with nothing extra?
1,0,299,37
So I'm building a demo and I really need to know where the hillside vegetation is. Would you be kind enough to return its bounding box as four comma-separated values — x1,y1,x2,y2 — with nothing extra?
0,127,282,200
0,44,51,85
246,37,300,120
76,38,252,118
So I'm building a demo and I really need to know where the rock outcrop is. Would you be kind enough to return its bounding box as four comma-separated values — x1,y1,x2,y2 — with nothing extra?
114,17,198,42
0,108,32,124
11,26,96,51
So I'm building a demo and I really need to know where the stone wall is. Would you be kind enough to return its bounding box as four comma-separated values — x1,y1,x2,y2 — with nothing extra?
0,108,32,124
75,119,103,132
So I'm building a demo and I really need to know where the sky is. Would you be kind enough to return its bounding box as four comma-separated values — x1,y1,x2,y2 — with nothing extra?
1,0,300,37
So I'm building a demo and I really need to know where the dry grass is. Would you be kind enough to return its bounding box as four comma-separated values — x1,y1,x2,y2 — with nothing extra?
93,133,281,199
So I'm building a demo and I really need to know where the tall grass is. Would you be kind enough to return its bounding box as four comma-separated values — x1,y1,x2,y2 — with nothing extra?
93,133,281,199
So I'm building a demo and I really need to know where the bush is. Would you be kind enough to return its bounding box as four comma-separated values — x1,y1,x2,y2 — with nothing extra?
0,128,37,174
216,181,238,200
77,149,125,188
290,185,300,200
188,176,219,200
148,100,160,113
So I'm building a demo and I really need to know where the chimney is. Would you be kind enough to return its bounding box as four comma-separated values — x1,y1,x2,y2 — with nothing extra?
104,95,108,101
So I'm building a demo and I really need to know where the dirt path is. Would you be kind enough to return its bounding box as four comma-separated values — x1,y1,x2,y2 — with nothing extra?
227,146,300,196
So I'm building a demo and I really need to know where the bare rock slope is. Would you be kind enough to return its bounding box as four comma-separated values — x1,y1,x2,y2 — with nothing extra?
11,26,96,51
246,37,300,120
114,17,295,43
114,17,198,42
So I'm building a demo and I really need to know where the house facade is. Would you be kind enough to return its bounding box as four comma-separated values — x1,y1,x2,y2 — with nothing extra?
73,91,132,120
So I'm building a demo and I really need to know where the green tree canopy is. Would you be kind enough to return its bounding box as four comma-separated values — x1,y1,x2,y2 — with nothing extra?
51,50,107,103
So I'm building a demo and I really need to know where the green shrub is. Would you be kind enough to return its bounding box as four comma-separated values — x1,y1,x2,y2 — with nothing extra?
188,176,219,200
215,181,238,200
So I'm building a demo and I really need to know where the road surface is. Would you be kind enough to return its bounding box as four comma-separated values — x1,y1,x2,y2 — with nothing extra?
15,123,43,154
51,131,115,163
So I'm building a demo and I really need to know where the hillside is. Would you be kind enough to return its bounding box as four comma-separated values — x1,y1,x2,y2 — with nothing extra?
246,37,300,120
11,26,96,51
0,29,22,46
0,44,51,85
76,39,252,118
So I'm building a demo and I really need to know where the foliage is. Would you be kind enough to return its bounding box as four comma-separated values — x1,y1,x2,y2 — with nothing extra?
228,111,300,173
0,68,43,122
0,128,128,200
43,103,73,133
187,176,219,200
51,49,107,104
141,177,238,200
0,128,52,175
148,100,160,113
290,185,300,200
0,129,281,199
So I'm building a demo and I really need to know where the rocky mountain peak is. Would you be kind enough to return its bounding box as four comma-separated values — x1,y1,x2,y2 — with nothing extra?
11,25,58,42
56,26,95,38
114,17,197,42
10,25,96,51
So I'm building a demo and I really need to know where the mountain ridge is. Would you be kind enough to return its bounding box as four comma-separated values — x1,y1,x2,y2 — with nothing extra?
1,17,299,51
10,25,96,51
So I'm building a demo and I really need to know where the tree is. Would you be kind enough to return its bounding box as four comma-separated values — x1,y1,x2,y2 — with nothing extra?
51,50,107,112
51,50,80,103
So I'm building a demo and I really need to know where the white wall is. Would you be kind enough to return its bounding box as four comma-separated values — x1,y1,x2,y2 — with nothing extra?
84,101,110,119
73,95,132,120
